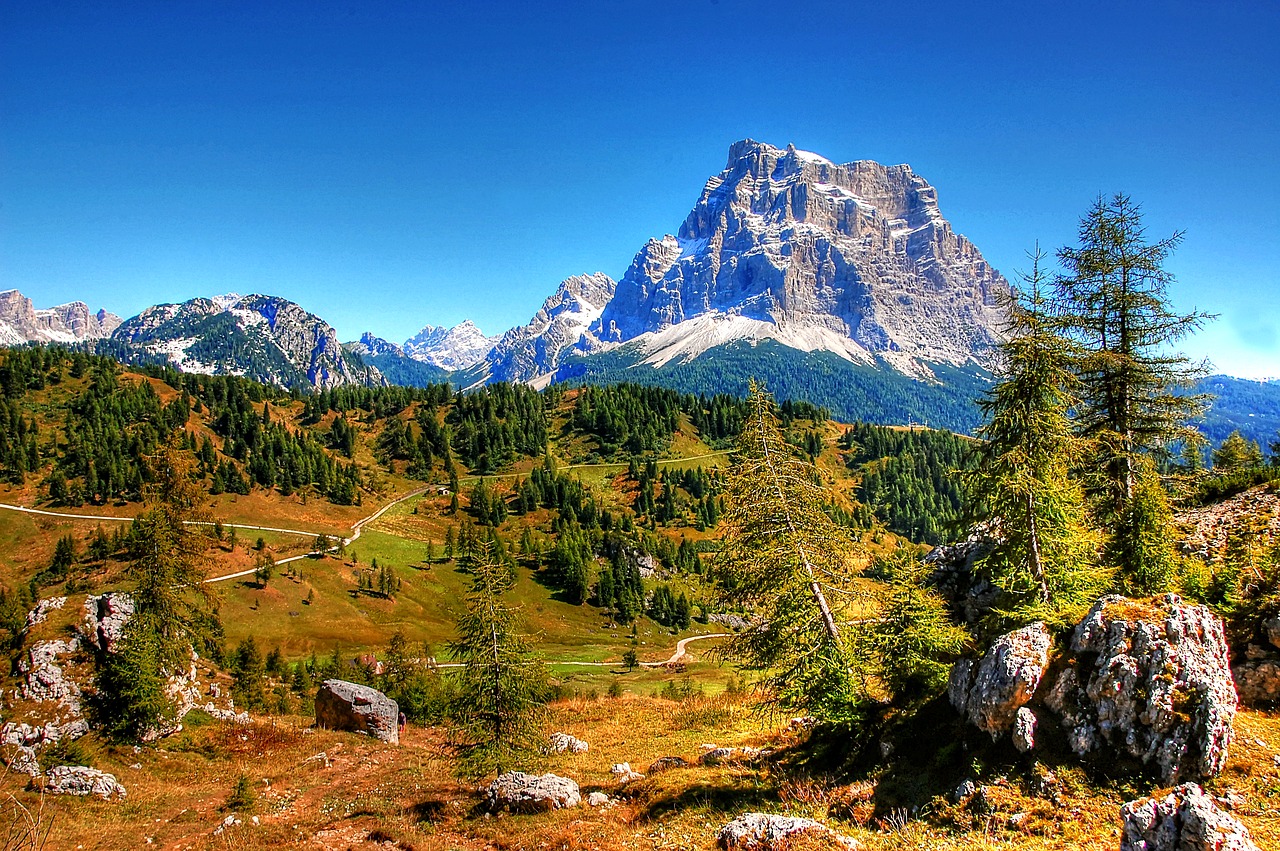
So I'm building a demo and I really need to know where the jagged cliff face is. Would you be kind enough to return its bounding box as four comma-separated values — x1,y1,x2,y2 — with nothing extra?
113,294,383,391
0,290,121,346
403,320,496,370
481,273,617,386
347,332,405,359
586,139,1008,376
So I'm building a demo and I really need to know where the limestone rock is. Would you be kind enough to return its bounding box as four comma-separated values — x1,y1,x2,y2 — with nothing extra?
699,747,739,766
717,812,858,850
0,289,120,346
314,679,399,744
1012,707,1037,753
484,771,580,813
1053,595,1236,784
81,592,135,654
7,746,40,777
586,791,610,807
45,766,126,799
610,762,644,783
546,732,589,754
1265,615,1280,651
948,622,1051,738
20,638,82,706
1231,659,1280,706
23,597,66,632
1121,783,1258,851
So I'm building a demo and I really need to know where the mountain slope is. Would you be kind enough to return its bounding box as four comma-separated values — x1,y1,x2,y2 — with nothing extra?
112,293,384,390
403,320,497,370
0,289,121,345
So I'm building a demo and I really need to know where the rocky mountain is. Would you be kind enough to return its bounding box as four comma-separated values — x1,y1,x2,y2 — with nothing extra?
471,273,617,388
343,332,449,389
0,289,121,346
403,320,496,371
468,140,1008,395
346,332,405,359
113,293,383,391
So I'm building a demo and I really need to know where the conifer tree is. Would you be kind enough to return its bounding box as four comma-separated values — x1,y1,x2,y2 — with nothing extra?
1052,195,1211,575
713,381,865,720
447,538,547,777
968,252,1105,627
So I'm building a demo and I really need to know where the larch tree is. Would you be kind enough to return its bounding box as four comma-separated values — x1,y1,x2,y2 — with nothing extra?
447,537,548,777
712,380,867,722
1052,194,1212,582
968,250,1106,628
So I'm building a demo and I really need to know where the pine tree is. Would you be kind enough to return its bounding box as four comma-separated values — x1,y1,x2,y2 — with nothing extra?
713,380,866,721
968,251,1106,627
1052,195,1212,574
447,538,547,777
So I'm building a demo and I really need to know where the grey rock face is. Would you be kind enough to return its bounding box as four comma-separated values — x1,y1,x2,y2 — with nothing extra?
403,319,497,370
586,140,1007,377
0,289,120,346
484,771,581,813
1121,783,1259,851
314,679,399,744
948,623,1052,738
1051,595,1236,784
717,812,858,850
482,273,617,385
45,765,127,799
112,294,384,391
81,592,135,654
346,332,405,359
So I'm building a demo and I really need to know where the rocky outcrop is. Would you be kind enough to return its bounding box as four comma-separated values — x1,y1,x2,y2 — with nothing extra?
546,732,588,754
483,771,580,813
44,766,127,799
1120,783,1259,851
23,597,66,632
314,679,399,744
924,522,1000,623
1050,595,1236,784
1231,658,1280,706
948,623,1052,738
717,813,858,850
951,596,1237,785
0,289,120,346
20,638,83,706
81,592,135,653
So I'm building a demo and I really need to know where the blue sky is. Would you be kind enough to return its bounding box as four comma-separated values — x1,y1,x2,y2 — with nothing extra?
2,1,1278,377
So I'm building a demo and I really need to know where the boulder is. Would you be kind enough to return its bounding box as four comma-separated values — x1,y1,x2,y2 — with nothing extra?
948,622,1052,738
81,592,135,654
44,765,126,799
1265,614,1280,651
1120,783,1259,851
314,679,399,744
20,638,82,705
1049,595,1236,784
1232,659,1280,706
717,813,858,850
484,771,580,813
546,732,589,754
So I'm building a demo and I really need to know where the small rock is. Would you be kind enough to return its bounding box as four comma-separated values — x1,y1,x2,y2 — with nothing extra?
1012,706,1037,753
484,771,580,813
586,791,610,807
546,732,589,754
45,766,126,799
1007,812,1027,828
9,746,40,777
952,779,977,803
610,762,644,783
717,813,858,850
699,747,737,766
1121,782,1259,851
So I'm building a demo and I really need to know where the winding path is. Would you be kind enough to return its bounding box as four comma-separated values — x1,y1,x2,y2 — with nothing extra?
429,631,729,670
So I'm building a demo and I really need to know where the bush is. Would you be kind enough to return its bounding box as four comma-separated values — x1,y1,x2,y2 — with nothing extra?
224,774,256,812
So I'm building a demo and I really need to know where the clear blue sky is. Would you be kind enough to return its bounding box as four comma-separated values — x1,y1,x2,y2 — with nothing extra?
3,1,1278,377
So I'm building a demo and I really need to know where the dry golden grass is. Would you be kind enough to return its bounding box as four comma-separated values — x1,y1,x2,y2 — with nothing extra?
5,697,1277,851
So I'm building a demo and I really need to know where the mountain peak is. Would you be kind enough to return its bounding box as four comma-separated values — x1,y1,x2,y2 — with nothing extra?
403,320,496,371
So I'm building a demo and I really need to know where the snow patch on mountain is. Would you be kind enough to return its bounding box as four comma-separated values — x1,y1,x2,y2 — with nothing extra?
403,320,496,370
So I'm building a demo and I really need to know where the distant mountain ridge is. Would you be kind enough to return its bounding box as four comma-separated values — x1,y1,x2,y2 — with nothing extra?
0,289,121,346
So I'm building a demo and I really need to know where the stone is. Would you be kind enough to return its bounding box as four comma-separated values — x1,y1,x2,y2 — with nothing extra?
952,779,977,803
949,622,1052,738
717,813,858,850
45,765,126,799
1012,706,1037,753
699,747,738,766
483,771,580,813
1053,595,1236,784
81,592,135,654
546,732,589,754
1265,615,1280,651
586,791,610,807
20,638,82,705
1121,783,1259,851
647,756,690,774
610,762,644,783
314,679,399,744
1231,659,1280,706
9,746,40,777
23,597,66,632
